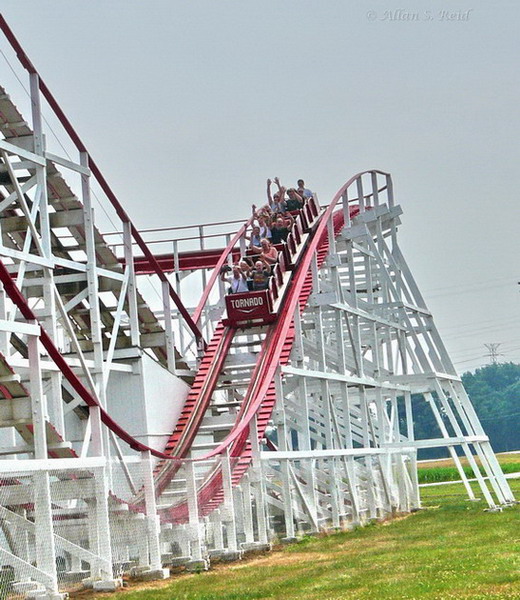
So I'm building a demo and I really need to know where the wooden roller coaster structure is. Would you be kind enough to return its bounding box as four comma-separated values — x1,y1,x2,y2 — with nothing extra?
0,15,514,598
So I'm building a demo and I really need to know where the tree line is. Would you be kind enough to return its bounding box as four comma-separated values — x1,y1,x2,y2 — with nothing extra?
399,362,520,458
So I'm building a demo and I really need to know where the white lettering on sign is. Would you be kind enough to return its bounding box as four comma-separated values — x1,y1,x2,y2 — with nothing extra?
230,296,264,309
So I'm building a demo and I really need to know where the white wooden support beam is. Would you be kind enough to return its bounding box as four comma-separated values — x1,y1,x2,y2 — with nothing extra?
0,175,38,218
53,287,100,400
281,453,295,540
109,431,137,495
433,381,504,505
356,176,365,213
424,392,480,503
211,510,225,553
250,416,269,546
141,450,163,570
311,252,319,293
327,213,335,256
123,221,140,348
45,151,90,176
240,475,255,545
162,279,176,372
0,505,111,573
0,284,8,354
221,449,239,553
371,172,380,207
386,174,394,208
342,190,351,228
103,267,130,385
0,319,40,336
89,405,104,458
287,462,319,532
0,139,46,166
404,390,420,508
448,381,514,503
0,547,54,589
281,365,411,392
79,152,110,489
33,469,59,591
0,245,53,269
27,332,47,461
274,368,296,539
1,150,45,258
185,462,204,561
63,288,89,313
91,466,115,580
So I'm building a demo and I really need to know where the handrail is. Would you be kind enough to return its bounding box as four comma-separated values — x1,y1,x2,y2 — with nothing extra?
102,217,247,237
191,211,256,326
106,230,240,248
0,14,205,350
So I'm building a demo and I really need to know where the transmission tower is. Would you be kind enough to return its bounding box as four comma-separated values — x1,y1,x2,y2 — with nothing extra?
484,343,503,364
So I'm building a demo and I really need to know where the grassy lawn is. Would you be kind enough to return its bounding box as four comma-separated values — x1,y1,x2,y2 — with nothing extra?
79,474,520,600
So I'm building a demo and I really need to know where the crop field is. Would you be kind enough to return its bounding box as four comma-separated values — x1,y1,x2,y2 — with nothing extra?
417,452,520,484
76,455,520,600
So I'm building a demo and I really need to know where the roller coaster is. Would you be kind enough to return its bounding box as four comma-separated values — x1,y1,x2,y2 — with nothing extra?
0,15,514,599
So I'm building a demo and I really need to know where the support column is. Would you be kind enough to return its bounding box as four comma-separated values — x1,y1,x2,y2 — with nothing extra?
250,416,270,548
404,391,420,509
123,221,140,348
184,462,208,571
220,449,241,560
424,392,481,503
30,72,65,438
28,332,60,596
130,451,169,580
161,280,177,372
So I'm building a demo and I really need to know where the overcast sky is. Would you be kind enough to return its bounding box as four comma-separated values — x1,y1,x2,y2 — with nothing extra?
1,1,519,373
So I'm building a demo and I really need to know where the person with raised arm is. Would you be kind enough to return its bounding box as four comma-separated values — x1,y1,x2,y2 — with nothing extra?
249,259,271,291
220,264,249,294
239,257,253,279
268,177,287,214
270,213,294,244
255,213,272,240
246,225,263,253
259,238,278,268
285,188,304,211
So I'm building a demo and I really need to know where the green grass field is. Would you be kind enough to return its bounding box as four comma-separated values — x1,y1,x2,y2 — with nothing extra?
80,463,520,600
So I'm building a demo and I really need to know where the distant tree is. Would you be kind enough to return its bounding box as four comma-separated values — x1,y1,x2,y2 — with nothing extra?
461,362,520,453
397,362,520,459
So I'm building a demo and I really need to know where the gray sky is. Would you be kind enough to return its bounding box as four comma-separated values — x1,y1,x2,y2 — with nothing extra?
1,1,519,373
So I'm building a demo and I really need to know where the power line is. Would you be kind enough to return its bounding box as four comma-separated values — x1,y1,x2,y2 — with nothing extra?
422,275,513,295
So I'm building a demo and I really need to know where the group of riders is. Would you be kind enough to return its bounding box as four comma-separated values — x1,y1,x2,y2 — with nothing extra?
220,178,313,294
